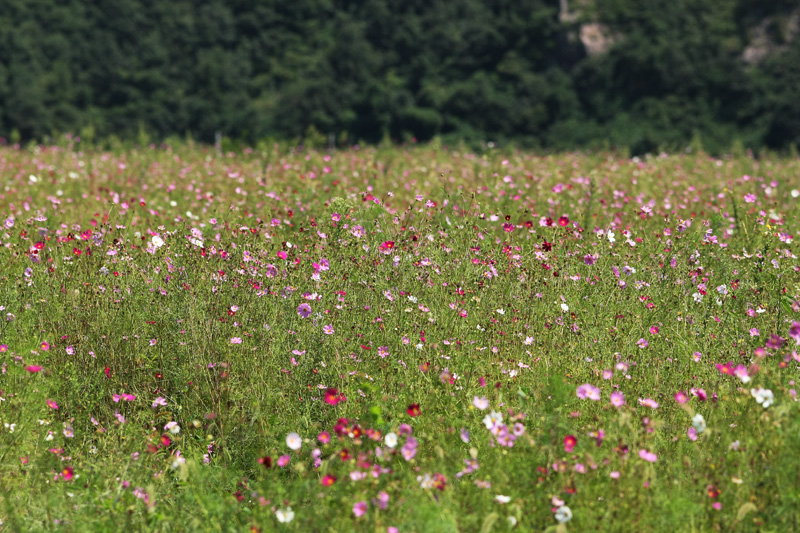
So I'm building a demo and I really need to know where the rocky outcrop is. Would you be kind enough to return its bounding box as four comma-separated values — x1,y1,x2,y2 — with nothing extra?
741,10,800,65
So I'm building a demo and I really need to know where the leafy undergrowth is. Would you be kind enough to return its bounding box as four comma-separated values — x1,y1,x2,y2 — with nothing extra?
1,143,799,532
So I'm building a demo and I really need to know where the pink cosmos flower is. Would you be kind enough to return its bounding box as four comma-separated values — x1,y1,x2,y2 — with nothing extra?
323,324,334,335
687,427,698,441
638,449,658,462
25,365,43,373
576,383,601,401
353,501,367,518
674,391,689,404
610,391,626,407
638,398,659,409
277,454,291,467
472,396,489,410
373,491,390,510
46,399,59,410
563,435,577,452
297,303,312,318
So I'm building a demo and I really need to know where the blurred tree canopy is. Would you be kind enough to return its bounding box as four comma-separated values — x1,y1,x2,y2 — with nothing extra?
0,0,799,153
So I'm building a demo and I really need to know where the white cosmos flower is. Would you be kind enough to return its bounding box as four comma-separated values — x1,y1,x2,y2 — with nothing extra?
495,495,511,504
750,388,774,408
276,506,295,523
151,235,165,248
482,410,503,430
555,505,573,523
560,303,569,312
691,413,706,434
286,432,302,451
384,432,398,448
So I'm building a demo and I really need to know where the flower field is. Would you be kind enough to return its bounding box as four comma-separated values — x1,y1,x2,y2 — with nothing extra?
0,142,799,531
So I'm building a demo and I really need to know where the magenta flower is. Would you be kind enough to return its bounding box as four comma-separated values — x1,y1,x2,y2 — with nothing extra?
46,399,59,410
674,391,689,404
323,324,334,335
25,365,43,373
277,454,291,467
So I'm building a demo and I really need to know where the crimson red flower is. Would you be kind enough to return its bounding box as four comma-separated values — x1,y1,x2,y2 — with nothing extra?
320,475,337,486
61,466,74,481
564,434,577,452
379,241,395,254
558,216,570,226
160,434,172,447
407,403,421,417
257,456,272,468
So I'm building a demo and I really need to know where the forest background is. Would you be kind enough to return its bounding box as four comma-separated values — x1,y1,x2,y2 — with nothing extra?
2,0,800,154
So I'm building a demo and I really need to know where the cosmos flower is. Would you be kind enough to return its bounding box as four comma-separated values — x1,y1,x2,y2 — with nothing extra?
482,411,503,430
576,384,601,401
692,413,706,434
286,432,302,451
554,505,572,523
472,396,489,410
750,388,774,408
275,507,295,523
638,449,658,462
353,501,367,518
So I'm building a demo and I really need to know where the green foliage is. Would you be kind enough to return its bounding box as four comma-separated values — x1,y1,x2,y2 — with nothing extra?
1,145,800,530
1,1,800,152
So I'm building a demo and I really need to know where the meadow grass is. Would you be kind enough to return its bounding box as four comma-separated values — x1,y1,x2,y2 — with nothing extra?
0,143,799,532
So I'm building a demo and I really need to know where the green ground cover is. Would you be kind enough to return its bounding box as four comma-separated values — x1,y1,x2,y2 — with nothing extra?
0,144,798,531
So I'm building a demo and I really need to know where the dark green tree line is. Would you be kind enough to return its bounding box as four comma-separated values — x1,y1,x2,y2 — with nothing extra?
0,0,799,152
